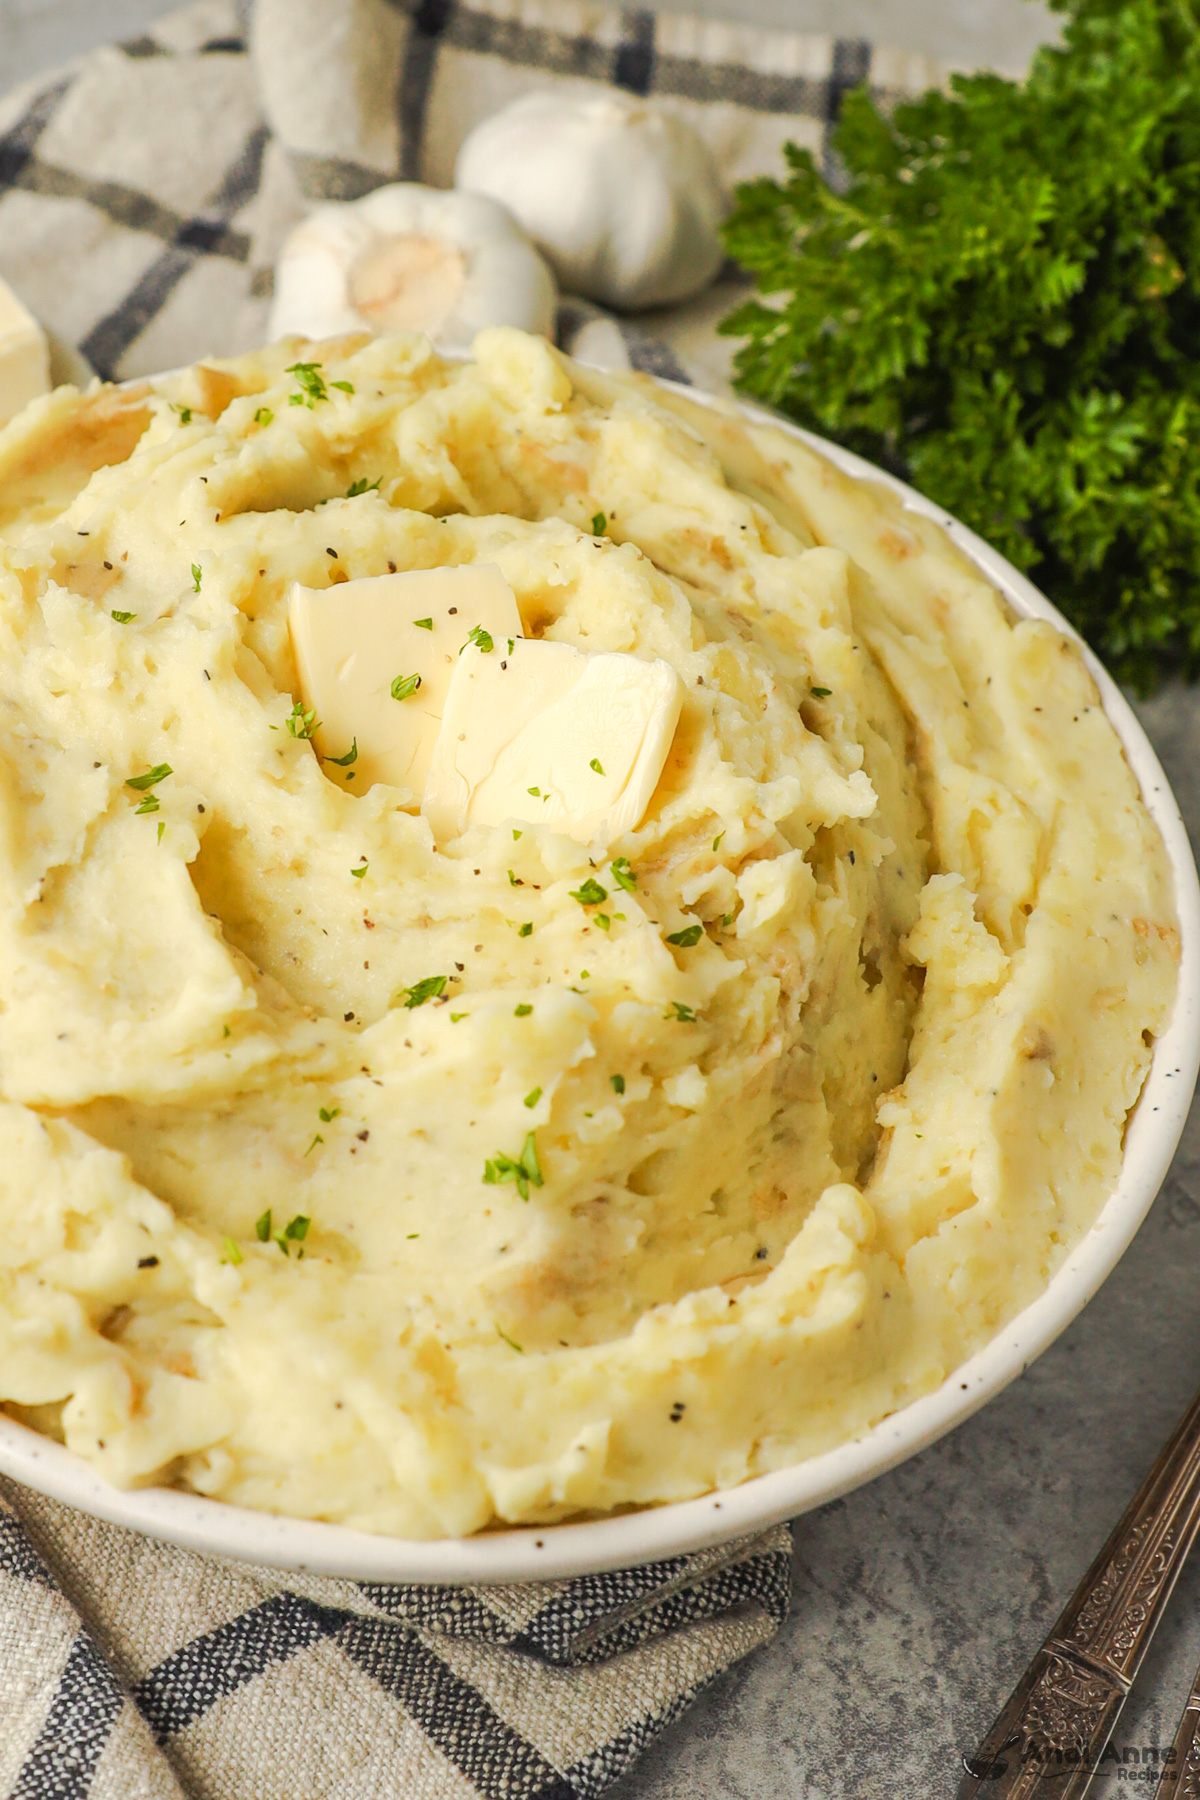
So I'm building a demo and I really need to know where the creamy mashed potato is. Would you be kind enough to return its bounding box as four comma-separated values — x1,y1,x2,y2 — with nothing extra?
0,329,1178,1537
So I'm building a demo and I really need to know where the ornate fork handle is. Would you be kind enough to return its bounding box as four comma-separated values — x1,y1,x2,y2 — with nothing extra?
958,1385,1200,1799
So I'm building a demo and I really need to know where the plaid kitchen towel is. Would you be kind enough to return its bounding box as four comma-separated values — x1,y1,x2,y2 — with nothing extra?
0,2,952,1795
0,0,956,393
0,1480,792,1800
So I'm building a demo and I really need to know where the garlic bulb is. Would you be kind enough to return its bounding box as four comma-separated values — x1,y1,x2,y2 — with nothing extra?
268,184,557,350
455,93,725,311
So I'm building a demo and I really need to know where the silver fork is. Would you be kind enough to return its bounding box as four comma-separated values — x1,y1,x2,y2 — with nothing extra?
957,1385,1200,1798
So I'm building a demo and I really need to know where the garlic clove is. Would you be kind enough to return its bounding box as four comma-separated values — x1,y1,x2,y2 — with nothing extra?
269,183,557,350
455,93,726,312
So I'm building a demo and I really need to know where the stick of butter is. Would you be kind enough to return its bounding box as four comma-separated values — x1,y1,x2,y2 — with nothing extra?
0,279,50,428
287,565,523,795
423,636,683,845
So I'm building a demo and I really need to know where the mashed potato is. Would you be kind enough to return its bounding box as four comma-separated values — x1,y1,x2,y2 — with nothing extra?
0,328,1177,1537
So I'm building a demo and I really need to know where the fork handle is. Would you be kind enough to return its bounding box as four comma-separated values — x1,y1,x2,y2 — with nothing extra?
957,1385,1200,1799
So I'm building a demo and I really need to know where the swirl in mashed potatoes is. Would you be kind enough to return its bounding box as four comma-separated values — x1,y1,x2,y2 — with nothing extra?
0,328,1178,1536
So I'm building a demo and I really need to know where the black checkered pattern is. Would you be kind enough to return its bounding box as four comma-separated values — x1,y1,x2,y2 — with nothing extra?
0,0,939,387
0,1484,792,1800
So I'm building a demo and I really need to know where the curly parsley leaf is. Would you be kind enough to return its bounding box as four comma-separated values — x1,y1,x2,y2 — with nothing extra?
286,361,328,407
720,0,1200,689
666,923,703,948
285,700,320,739
483,1130,544,1200
126,763,172,792
398,974,447,1009
570,877,608,906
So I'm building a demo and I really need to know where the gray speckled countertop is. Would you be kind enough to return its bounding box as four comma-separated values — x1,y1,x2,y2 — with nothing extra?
6,5,1193,1797
612,681,1200,1797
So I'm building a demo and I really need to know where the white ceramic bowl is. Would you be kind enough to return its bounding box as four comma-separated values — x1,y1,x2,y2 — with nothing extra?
2,388,1197,1582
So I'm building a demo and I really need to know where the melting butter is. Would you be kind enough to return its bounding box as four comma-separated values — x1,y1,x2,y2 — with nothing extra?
423,635,683,845
287,564,522,796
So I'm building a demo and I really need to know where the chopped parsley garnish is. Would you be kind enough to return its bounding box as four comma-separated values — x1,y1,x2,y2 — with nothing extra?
276,1213,311,1254
351,862,368,879
450,1011,468,1022
610,1073,625,1094
330,380,354,394
665,1001,697,1022
390,672,422,701
483,1130,543,1199
399,974,448,1009
347,476,379,496
156,820,165,843
666,923,703,948
507,638,515,655
414,617,434,630
255,1209,272,1242
591,511,607,535
110,609,136,623
570,877,608,906
285,700,320,739
518,922,533,937
508,869,523,886
496,1325,524,1352
527,786,541,797
191,563,202,592
610,856,637,893
523,1086,542,1108
589,757,605,774
810,686,833,699
253,406,273,426
222,1236,243,1265
286,361,328,407
326,738,358,766
135,795,160,815
722,911,735,927
465,625,494,653
318,1106,340,1123
514,1002,533,1017
126,763,172,792
712,832,725,852
512,828,522,840
304,1133,324,1155
170,402,193,424
595,913,611,931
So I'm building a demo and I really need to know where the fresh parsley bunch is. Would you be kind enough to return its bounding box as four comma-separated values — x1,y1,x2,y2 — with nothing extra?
720,0,1200,687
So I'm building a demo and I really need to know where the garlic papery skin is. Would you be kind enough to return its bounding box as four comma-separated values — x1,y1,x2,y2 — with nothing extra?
455,93,725,311
268,184,557,351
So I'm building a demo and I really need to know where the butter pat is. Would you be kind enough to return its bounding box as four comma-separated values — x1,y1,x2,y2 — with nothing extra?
288,565,523,795
423,636,682,844
0,280,50,428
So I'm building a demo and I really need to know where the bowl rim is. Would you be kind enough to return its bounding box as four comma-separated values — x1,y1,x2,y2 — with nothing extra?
1,382,1197,1583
